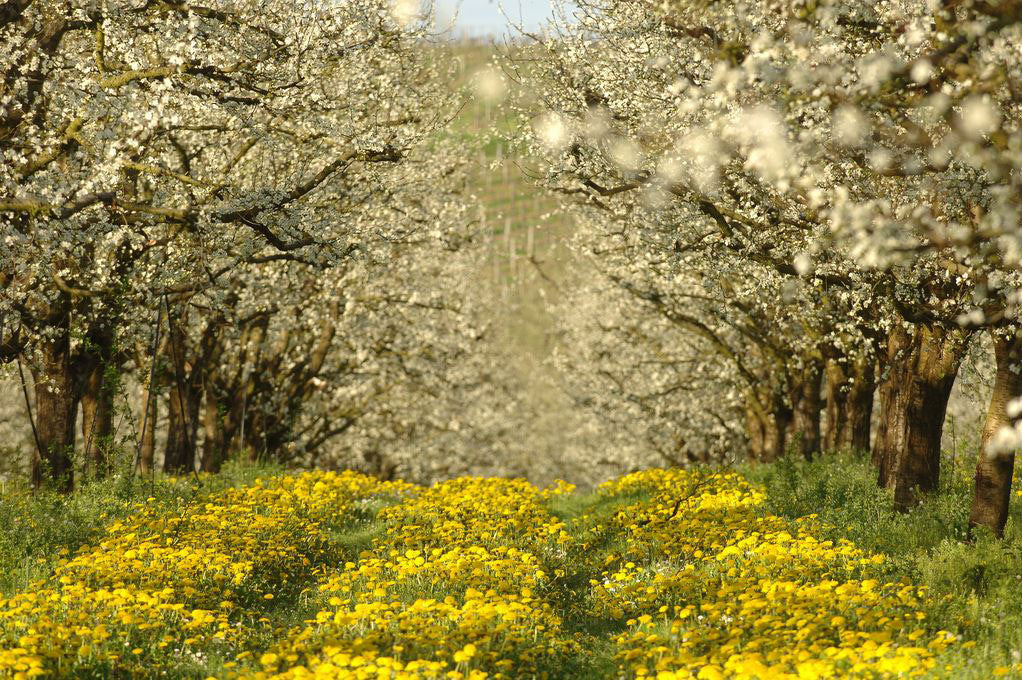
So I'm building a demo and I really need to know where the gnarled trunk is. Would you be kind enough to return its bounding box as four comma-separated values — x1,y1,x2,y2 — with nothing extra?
201,387,227,473
789,361,823,461
30,329,76,492
363,450,397,481
137,331,168,475
968,332,1022,538
746,396,767,462
138,382,158,474
162,306,201,474
824,356,875,453
243,410,266,463
164,381,200,474
762,403,791,462
80,362,115,480
80,326,117,480
873,324,969,510
745,389,791,463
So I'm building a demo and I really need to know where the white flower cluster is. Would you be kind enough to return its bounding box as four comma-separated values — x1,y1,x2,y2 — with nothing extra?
509,0,1022,473
0,0,540,485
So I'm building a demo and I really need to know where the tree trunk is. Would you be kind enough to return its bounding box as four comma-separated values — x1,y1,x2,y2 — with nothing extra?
746,388,791,462
137,331,169,475
873,324,969,510
363,450,397,481
968,332,1022,538
162,306,201,474
745,393,767,461
824,356,875,453
762,401,792,462
870,349,888,471
79,325,117,480
845,358,875,452
790,361,823,461
164,381,200,474
244,413,263,463
30,330,76,492
139,382,157,475
201,387,226,473
80,362,115,480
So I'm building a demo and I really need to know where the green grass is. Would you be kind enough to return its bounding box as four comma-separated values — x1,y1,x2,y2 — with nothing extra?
744,452,1022,678
7,457,1022,677
0,459,284,595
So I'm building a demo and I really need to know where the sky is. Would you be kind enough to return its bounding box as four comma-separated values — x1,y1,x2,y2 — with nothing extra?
436,0,559,35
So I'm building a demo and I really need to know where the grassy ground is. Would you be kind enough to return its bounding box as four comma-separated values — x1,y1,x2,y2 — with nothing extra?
744,452,1022,678
2,460,1020,678
0,461,284,595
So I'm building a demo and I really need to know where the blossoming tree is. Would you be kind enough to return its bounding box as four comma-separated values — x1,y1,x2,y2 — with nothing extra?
519,0,1022,533
0,0,469,489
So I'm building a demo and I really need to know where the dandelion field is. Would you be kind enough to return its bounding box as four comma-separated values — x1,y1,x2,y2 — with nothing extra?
2,460,1015,680
8,1,1022,678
